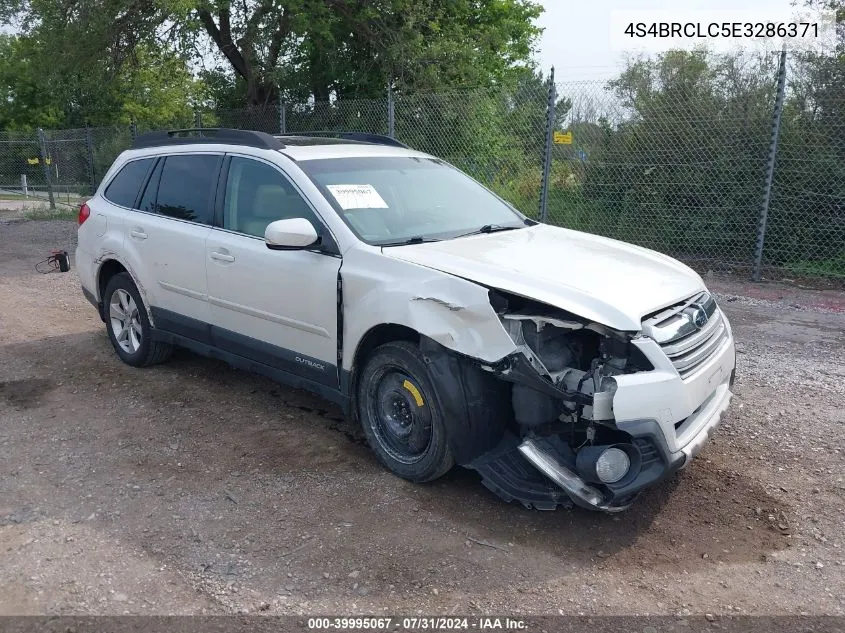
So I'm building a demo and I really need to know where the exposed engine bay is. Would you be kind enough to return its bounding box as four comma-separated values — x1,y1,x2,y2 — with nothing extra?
420,289,665,513
492,289,653,428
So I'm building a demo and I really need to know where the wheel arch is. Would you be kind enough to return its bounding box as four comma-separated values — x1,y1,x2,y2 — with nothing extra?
96,257,155,326
348,327,514,467
345,323,420,419
97,259,127,303
352,323,420,368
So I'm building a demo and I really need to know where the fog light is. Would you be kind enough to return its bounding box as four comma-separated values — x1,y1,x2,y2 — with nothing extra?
595,447,631,483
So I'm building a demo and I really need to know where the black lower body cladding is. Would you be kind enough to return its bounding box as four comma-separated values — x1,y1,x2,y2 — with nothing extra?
419,337,511,465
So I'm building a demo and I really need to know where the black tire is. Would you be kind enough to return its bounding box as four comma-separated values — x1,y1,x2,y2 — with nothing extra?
357,341,454,482
103,272,173,367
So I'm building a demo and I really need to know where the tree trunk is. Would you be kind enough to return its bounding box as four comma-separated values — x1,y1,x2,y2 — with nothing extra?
246,79,277,108
312,83,330,103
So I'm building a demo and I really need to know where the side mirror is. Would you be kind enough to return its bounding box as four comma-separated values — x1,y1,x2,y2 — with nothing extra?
265,218,319,250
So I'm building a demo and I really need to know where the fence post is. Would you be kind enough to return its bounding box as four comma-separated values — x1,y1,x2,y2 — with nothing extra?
387,82,395,138
752,48,788,282
279,99,286,134
85,124,96,195
538,67,556,223
130,120,138,144
37,128,56,210
194,110,203,129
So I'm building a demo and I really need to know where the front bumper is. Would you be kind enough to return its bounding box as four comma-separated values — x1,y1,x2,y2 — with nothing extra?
463,307,738,512
515,320,737,512
613,325,736,452
676,375,733,465
515,372,733,512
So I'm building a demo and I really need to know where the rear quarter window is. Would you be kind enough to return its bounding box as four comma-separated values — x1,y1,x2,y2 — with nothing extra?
103,158,155,208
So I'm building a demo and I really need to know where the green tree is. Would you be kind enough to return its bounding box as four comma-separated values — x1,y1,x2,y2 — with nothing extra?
0,32,206,129
559,45,844,275
0,35,64,129
1,0,542,108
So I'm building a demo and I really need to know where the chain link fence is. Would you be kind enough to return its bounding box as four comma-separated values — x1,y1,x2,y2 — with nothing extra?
0,127,102,212
1,53,842,281
543,78,776,278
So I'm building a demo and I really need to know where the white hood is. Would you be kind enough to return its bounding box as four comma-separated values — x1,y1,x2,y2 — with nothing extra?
383,224,705,332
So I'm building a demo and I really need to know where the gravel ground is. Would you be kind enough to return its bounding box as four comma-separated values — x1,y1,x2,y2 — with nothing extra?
1,219,844,617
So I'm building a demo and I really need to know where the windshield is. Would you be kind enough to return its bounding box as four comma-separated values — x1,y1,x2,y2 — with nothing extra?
298,156,528,245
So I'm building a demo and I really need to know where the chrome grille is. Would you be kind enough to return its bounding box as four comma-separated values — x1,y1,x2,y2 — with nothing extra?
642,292,730,379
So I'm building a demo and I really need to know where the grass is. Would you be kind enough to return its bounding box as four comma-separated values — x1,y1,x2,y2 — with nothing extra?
22,204,78,221
0,193,27,200
786,255,845,279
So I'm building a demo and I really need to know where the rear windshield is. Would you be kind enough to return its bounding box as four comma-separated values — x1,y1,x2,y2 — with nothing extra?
298,156,525,245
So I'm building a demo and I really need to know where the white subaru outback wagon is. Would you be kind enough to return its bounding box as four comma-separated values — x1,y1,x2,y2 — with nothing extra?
77,128,736,512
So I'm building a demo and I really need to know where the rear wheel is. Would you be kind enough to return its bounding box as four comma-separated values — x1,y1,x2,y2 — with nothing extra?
357,341,454,482
103,272,172,367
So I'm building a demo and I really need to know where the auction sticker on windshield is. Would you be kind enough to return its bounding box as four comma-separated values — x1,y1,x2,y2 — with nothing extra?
326,184,389,210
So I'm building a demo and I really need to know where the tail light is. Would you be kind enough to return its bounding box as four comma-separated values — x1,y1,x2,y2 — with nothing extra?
78,202,90,226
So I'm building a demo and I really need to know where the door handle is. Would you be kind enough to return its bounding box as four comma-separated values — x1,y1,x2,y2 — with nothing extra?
130,228,148,240
210,251,235,263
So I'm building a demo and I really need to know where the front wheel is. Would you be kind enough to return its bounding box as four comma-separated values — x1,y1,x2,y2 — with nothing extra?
357,341,454,482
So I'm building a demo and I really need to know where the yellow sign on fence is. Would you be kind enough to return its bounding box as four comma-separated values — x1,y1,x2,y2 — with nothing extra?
553,130,573,145
26,157,51,165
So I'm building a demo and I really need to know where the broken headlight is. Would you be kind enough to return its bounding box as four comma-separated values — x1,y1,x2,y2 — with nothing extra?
494,296,652,426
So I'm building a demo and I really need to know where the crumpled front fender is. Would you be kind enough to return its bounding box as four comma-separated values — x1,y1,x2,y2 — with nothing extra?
341,248,517,370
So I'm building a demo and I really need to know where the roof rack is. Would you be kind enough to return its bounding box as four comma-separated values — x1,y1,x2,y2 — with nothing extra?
279,131,409,149
133,128,284,150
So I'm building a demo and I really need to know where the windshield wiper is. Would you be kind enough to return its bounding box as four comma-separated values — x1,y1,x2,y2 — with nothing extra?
379,236,441,247
453,224,523,239
380,222,526,246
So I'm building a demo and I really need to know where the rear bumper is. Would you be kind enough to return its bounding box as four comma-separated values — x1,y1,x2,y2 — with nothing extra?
76,246,103,321
82,286,98,309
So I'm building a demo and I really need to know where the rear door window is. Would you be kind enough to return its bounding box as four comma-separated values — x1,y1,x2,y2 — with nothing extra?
137,158,163,213
152,154,221,224
103,158,154,208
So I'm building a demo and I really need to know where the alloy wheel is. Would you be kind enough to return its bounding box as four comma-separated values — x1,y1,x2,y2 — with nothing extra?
109,288,142,354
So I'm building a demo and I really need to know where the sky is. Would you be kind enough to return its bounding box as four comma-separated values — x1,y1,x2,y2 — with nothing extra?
535,0,802,83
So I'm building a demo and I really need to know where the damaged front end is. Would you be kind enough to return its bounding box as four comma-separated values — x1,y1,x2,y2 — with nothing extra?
421,290,671,512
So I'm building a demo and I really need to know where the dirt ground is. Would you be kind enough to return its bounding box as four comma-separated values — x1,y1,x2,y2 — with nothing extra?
1,219,844,617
